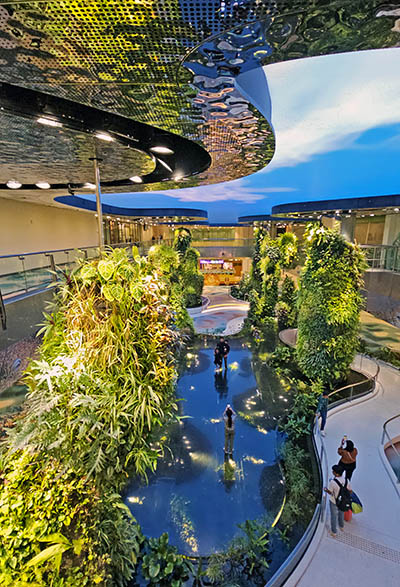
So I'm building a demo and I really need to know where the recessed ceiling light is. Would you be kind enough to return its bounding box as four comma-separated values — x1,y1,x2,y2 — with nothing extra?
95,132,114,142
129,176,143,183
157,158,173,173
150,146,174,155
394,208,399,213
37,117,62,128
370,213,375,217
173,173,184,181
7,180,22,189
83,182,96,189
36,182,51,189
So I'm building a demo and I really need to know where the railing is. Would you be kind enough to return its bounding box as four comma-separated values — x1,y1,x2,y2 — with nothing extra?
381,413,400,483
266,355,379,587
0,238,255,299
360,244,400,273
327,355,380,409
266,417,327,587
0,246,100,297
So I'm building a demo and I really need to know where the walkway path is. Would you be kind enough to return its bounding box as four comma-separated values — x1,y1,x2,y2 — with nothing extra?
191,286,248,335
289,357,400,587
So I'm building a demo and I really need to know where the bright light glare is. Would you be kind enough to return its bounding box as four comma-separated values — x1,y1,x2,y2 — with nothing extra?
36,182,51,189
7,180,22,189
95,132,114,142
37,117,62,128
129,175,143,183
150,146,174,155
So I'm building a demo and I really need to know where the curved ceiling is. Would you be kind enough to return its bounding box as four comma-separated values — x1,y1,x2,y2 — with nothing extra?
0,1,399,199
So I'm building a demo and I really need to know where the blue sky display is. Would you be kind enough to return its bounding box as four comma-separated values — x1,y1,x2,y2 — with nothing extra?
82,48,400,223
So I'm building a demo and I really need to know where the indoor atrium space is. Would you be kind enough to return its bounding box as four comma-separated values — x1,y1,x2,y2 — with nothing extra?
1,2,400,587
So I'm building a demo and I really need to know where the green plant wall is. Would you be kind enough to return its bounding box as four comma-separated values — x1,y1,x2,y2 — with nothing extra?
296,225,366,387
0,248,183,585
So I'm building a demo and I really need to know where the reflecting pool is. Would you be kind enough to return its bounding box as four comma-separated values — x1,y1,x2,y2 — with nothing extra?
124,338,288,556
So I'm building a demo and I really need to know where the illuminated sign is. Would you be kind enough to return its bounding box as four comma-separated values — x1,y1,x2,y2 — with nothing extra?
200,259,234,273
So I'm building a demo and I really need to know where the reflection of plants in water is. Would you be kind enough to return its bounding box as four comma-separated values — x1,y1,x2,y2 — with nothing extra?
169,494,198,554
206,517,270,586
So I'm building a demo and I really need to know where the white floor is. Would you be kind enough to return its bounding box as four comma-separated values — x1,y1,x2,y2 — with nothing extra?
289,357,400,587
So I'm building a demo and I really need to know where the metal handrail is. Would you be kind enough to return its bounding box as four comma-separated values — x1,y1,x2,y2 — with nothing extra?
267,356,379,587
0,245,98,259
381,413,400,481
327,356,380,407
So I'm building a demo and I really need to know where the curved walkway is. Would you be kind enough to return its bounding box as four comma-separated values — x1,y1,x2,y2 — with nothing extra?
191,286,249,335
288,356,400,587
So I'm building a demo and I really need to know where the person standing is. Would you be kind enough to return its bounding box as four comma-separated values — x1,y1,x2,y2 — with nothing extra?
223,404,236,457
338,439,358,481
214,344,223,370
316,390,329,436
324,464,352,537
216,337,230,369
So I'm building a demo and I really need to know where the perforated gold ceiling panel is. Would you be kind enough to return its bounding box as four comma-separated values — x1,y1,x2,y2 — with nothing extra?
0,1,399,190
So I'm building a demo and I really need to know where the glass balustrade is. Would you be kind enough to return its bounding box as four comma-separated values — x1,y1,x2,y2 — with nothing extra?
360,245,400,272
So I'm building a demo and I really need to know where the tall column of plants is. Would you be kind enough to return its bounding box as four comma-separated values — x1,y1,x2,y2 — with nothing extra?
173,227,204,308
0,247,187,586
296,225,366,387
245,229,298,341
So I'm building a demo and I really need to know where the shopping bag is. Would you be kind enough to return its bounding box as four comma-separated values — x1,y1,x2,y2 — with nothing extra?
351,491,363,514
344,509,352,522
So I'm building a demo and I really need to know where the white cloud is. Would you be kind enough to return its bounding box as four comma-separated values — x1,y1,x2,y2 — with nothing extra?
154,183,296,203
263,48,400,170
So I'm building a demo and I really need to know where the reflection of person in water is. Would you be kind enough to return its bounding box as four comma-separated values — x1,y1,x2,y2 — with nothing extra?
214,368,228,398
223,404,236,457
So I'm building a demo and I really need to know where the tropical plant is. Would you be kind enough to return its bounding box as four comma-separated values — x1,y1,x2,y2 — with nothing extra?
277,232,298,269
231,272,251,300
279,275,297,328
206,517,270,585
279,440,316,530
246,230,299,340
173,227,192,258
140,533,193,586
1,247,183,585
0,451,109,586
282,381,322,439
296,225,366,387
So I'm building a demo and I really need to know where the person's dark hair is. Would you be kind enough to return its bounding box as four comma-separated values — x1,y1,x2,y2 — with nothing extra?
332,464,344,476
226,406,233,428
322,390,329,396
345,440,354,452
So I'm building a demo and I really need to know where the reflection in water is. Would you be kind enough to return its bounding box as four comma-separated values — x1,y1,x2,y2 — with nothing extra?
214,368,228,398
124,338,286,556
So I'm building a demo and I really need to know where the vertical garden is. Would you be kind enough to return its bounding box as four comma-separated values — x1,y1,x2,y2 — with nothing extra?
0,247,192,585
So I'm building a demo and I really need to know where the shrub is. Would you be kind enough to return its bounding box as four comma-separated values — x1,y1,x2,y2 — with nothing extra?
276,301,290,331
231,272,251,300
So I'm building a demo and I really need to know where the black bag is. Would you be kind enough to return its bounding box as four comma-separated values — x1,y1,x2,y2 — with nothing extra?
334,478,352,512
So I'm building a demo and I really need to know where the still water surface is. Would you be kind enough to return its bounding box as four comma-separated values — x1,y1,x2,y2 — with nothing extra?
124,338,287,556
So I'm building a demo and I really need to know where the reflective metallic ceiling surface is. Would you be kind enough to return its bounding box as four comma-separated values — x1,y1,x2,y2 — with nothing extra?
0,111,155,185
0,1,399,198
